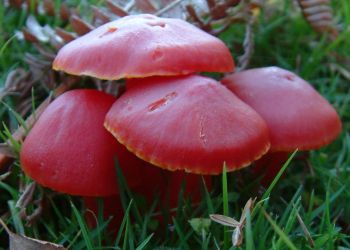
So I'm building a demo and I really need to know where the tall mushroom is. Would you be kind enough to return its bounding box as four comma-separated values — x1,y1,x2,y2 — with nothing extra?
53,14,234,79
222,67,342,181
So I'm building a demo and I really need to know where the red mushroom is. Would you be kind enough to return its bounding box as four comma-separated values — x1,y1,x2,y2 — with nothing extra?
222,67,342,181
20,89,129,196
105,74,271,175
53,14,234,80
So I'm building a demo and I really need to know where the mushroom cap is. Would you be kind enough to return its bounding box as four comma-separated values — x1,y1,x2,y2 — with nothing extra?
53,14,234,80
104,74,270,174
20,90,129,196
222,66,342,151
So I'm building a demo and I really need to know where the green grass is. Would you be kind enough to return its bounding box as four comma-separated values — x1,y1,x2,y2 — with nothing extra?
1,0,350,249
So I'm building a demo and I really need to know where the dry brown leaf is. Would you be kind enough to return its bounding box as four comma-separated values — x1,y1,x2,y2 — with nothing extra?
330,63,350,81
26,15,50,43
59,3,71,21
0,218,66,250
70,16,94,36
0,171,11,181
135,0,158,13
297,0,339,38
43,0,55,16
209,214,240,227
107,0,129,16
210,198,256,247
92,6,113,25
0,144,17,158
55,28,76,43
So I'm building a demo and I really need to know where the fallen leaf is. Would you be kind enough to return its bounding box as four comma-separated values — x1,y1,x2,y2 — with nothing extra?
0,143,16,158
209,214,240,227
0,218,66,250
26,15,50,43
210,198,256,247
239,197,256,224
232,226,243,247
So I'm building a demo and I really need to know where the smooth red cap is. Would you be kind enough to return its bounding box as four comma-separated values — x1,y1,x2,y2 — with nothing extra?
222,67,342,151
20,90,130,196
104,74,270,174
53,14,234,80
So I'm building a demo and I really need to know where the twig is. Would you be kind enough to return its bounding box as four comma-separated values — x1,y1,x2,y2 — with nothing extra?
294,205,315,248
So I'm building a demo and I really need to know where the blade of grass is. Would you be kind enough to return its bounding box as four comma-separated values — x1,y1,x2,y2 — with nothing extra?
1,101,28,133
70,201,94,250
66,230,82,249
114,157,142,224
222,163,229,250
0,181,18,199
0,35,16,58
305,190,315,226
278,187,303,225
48,197,70,228
261,150,298,201
275,203,299,249
261,207,297,250
135,233,154,250
140,196,159,241
31,87,37,122
173,217,190,250
122,217,130,250
115,199,133,248
202,176,214,214
127,214,135,250
245,209,254,250
175,178,186,223
1,122,21,153
311,186,345,220
295,206,315,248
8,200,24,235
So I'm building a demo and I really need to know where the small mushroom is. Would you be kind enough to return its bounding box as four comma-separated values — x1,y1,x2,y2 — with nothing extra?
20,89,136,196
222,67,342,181
222,67,342,151
53,14,234,80
105,74,271,175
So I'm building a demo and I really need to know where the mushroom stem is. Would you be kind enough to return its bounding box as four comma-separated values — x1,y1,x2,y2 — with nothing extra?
252,152,290,186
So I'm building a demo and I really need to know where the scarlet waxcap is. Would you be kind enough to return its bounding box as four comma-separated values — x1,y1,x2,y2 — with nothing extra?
222,67,342,151
104,75,270,175
53,14,234,80
20,90,126,196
